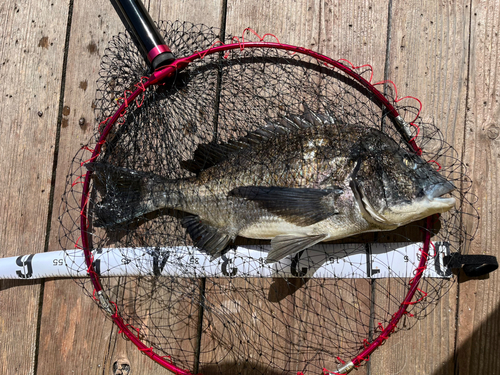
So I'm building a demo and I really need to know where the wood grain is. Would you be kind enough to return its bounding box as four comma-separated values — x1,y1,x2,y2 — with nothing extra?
118,3,223,374
456,0,500,373
36,0,125,373
220,2,390,374
369,1,470,374
0,1,69,374
318,0,389,81
208,2,324,373
147,0,223,27
315,3,389,369
198,278,296,375
37,1,224,374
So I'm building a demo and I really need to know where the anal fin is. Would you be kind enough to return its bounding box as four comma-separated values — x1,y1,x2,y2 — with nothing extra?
267,234,329,263
181,215,232,259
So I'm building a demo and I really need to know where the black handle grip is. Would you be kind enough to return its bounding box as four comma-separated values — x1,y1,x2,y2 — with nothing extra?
444,253,498,277
111,0,175,70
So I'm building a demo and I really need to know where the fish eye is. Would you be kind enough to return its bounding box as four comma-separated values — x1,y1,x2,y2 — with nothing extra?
403,155,417,169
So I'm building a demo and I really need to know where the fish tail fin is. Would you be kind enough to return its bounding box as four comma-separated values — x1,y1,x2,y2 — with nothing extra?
86,162,169,227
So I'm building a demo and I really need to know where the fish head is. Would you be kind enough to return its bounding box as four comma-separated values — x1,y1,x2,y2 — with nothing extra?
349,128,456,228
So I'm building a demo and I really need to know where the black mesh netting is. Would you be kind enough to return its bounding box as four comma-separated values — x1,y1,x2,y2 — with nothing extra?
58,21,478,374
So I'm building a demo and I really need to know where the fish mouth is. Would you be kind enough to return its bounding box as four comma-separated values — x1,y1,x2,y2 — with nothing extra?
425,180,455,198
429,196,456,206
425,180,456,206
407,179,456,218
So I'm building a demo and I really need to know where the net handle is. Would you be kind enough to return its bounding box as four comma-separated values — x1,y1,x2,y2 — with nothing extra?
111,0,176,70
81,41,431,374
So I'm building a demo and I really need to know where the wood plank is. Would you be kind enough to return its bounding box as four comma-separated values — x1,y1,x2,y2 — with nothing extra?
225,0,320,47
370,278,458,375
318,0,390,78
317,4,388,371
456,0,500,373
36,0,125,373
0,1,69,374
369,1,470,374
148,0,223,26
37,1,224,374
199,278,297,375
305,4,389,371
107,2,224,374
213,1,323,372
295,278,372,373
201,2,391,374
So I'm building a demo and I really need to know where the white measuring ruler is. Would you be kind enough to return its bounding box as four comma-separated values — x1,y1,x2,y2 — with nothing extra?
0,242,452,280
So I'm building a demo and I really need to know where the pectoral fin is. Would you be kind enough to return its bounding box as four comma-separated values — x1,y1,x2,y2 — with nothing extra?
267,234,329,263
229,186,343,226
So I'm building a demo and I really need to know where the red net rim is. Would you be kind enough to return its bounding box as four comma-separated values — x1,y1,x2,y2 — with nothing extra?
80,41,433,375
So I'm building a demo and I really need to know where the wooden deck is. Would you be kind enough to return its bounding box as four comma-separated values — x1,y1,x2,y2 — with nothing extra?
1,0,499,374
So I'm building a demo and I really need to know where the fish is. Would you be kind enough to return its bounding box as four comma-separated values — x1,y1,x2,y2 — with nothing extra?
88,106,456,263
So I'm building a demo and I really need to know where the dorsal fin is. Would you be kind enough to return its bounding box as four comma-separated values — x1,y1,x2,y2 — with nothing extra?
180,105,337,174
179,140,249,174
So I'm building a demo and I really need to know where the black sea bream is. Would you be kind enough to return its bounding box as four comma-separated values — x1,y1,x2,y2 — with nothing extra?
89,108,455,263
